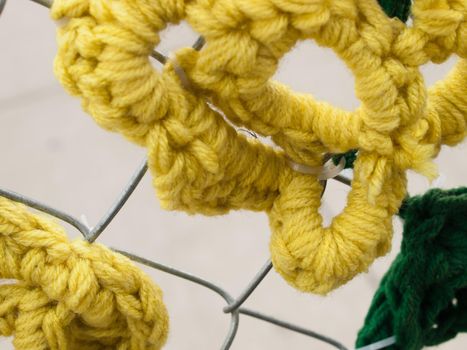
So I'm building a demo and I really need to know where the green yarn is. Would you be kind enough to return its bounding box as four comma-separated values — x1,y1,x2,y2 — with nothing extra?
333,1,412,168
332,150,357,169
356,187,467,350
378,0,412,22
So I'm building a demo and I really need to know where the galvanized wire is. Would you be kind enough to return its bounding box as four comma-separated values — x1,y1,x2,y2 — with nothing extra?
0,1,397,349
0,158,351,350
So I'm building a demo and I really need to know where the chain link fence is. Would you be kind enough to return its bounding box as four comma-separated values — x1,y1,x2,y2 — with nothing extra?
0,155,353,349
0,0,395,349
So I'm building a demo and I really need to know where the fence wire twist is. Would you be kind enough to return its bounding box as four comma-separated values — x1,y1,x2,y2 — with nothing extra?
0,0,393,349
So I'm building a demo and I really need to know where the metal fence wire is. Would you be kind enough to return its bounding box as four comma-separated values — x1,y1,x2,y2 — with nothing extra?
0,159,354,350
0,1,392,349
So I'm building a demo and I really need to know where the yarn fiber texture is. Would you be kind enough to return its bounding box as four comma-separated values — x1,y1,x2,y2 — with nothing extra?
0,197,169,350
332,0,411,168
379,0,412,21
356,187,467,350
51,0,466,295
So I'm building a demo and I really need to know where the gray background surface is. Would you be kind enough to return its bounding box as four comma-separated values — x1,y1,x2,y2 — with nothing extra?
1,1,466,349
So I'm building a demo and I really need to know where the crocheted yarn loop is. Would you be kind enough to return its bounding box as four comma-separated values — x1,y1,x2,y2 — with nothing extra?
356,187,467,350
0,197,169,350
182,0,465,171
51,0,466,295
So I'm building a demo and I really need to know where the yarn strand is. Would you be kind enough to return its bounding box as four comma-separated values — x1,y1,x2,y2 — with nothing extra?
50,0,466,294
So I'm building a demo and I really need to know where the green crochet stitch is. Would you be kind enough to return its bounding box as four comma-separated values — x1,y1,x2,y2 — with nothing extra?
332,150,357,170
379,0,412,21
356,187,467,350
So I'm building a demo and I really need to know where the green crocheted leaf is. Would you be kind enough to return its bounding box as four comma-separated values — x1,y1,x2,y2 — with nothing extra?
356,187,467,350
333,1,411,169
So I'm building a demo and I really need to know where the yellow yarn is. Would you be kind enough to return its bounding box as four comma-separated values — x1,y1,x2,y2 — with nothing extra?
0,197,169,349
51,0,466,294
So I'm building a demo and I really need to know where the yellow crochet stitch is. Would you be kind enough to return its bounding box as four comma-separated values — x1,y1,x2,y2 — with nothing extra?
51,0,466,295
0,197,169,350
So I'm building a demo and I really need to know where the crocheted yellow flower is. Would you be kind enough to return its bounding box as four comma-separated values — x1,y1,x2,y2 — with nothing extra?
0,197,169,349
51,0,466,294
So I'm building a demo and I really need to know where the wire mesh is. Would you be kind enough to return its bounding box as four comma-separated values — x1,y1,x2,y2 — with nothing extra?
0,1,396,349
0,157,352,350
